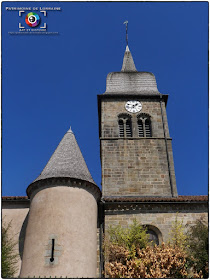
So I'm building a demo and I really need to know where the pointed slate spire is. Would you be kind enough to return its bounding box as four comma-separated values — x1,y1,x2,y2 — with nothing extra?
33,128,96,185
121,45,137,72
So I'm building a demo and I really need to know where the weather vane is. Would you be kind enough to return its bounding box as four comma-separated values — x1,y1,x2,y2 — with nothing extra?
123,20,128,46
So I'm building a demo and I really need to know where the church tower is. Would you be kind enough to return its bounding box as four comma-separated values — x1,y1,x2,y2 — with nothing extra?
20,128,101,278
98,46,178,198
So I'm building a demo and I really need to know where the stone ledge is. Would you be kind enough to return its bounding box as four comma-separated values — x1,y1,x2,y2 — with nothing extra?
100,137,172,140
102,195,208,203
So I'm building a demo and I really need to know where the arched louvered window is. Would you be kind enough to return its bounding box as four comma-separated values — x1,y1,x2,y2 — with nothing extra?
126,119,132,137
118,119,124,137
145,119,152,137
118,114,132,137
137,114,152,137
138,119,144,137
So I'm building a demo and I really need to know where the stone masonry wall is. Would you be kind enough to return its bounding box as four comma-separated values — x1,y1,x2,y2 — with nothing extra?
101,98,170,139
100,97,177,197
102,139,176,197
96,227,100,278
104,203,208,243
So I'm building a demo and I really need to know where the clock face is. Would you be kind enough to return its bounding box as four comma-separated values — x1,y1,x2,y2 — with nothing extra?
125,101,142,113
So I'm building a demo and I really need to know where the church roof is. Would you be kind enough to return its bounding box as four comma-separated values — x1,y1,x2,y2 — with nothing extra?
105,45,159,95
32,128,96,185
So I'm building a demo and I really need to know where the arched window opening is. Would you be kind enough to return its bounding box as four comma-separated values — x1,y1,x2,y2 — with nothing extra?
126,119,132,137
118,114,132,138
118,119,124,137
145,119,152,137
138,119,144,137
146,229,159,246
137,114,152,138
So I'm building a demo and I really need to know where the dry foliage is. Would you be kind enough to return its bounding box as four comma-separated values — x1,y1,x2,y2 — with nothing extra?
105,242,203,278
105,218,207,278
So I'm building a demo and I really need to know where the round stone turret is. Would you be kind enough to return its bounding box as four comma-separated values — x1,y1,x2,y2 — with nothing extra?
20,128,101,278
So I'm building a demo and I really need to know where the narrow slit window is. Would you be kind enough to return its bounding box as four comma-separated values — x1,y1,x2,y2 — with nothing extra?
145,119,151,137
126,119,132,137
138,119,144,137
50,239,55,262
118,119,124,137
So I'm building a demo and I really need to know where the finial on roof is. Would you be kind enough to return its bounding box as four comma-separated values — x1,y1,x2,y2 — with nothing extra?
121,21,137,72
123,20,128,46
67,126,73,133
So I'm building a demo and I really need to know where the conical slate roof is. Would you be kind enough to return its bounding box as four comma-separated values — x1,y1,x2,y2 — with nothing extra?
33,128,96,185
105,45,159,94
121,45,137,72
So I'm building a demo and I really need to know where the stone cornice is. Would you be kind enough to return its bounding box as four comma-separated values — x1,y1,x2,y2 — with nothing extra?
27,177,101,201
102,195,208,203
100,137,172,141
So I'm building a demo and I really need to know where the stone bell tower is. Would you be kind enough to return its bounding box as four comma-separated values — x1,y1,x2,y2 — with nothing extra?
98,46,178,198
20,128,101,278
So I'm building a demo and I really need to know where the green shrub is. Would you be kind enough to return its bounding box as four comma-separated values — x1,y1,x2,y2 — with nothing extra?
2,222,19,278
168,215,188,250
107,219,149,252
186,219,208,278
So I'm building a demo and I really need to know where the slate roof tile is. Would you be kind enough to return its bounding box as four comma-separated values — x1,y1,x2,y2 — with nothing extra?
105,46,159,94
33,128,96,185
121,45,137,72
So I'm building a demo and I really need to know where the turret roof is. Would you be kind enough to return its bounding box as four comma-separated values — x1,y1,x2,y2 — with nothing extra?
33,128,96,185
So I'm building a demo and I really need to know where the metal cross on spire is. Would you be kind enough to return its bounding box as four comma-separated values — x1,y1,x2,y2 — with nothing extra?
123,20,128,46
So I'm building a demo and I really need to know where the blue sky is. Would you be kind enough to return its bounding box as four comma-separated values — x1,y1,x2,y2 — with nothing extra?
2,1,208,196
